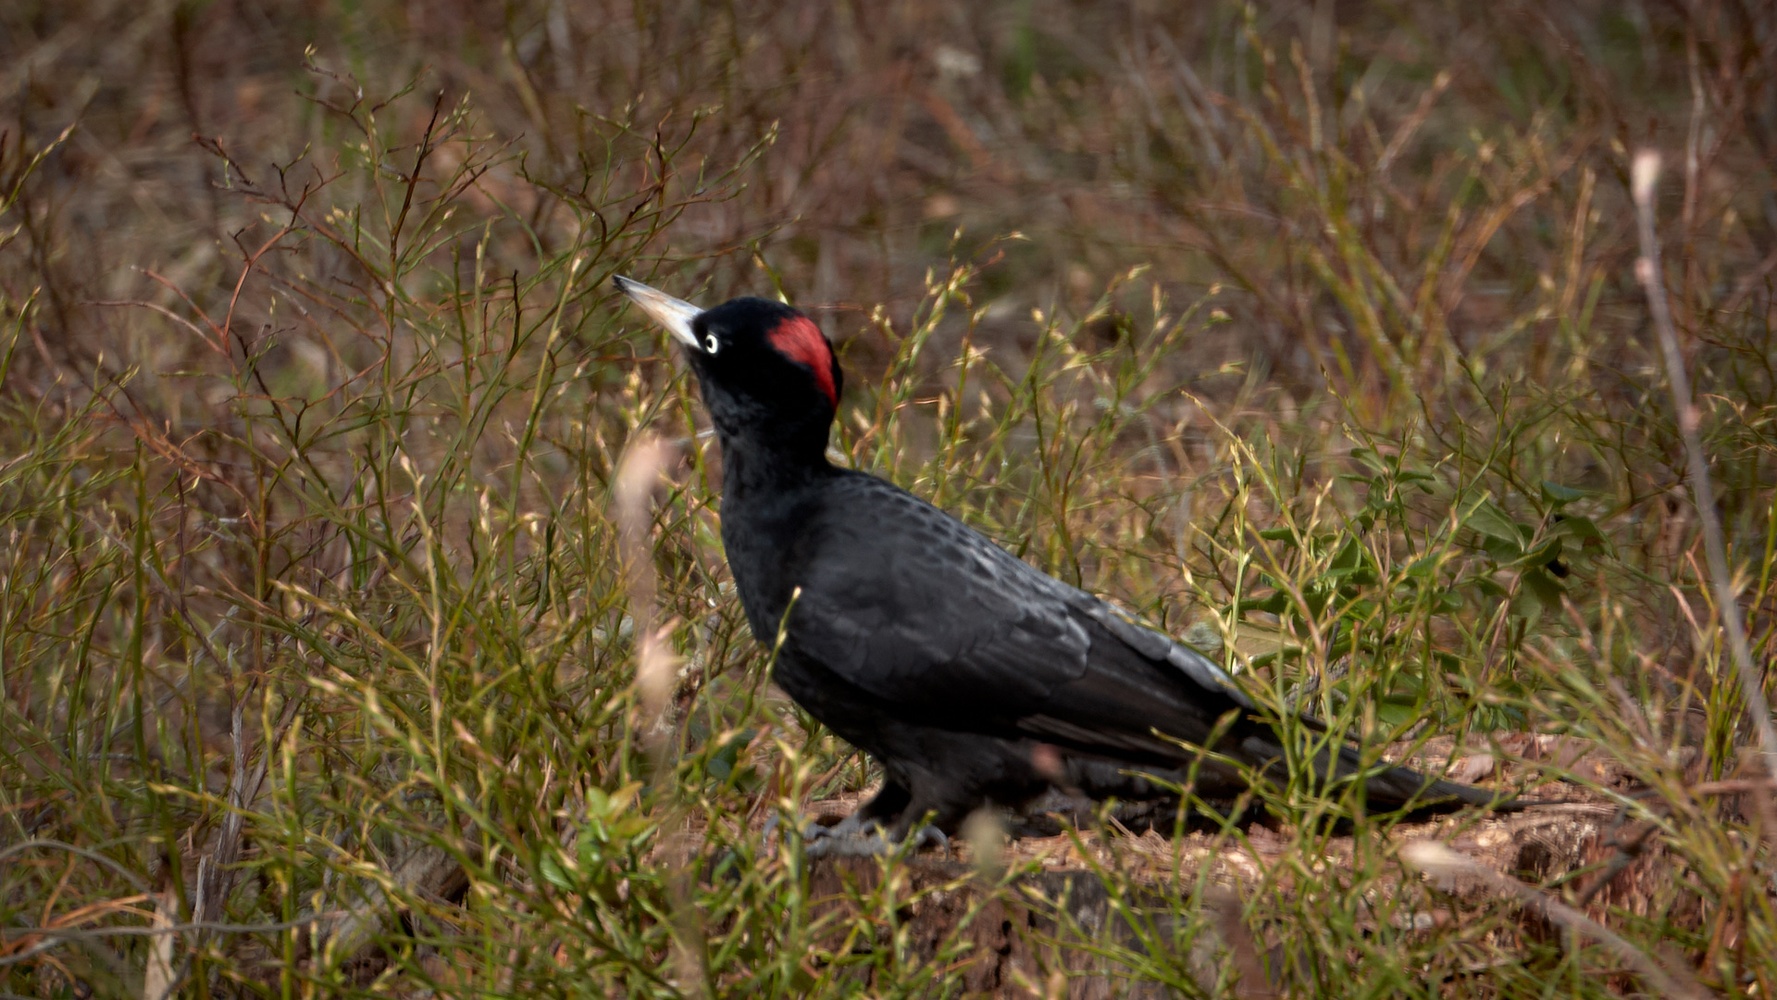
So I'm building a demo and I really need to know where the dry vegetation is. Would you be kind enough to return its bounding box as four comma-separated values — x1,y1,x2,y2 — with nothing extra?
2,1,1775,996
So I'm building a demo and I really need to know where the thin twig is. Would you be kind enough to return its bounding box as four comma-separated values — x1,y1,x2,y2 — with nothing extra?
1401,841,1707,1000
0,913,338,967
0,840,153,892
1630,150,1777,769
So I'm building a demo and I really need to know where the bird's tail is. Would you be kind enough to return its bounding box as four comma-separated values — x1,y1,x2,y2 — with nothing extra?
1318,742,1511,812
1228,730,1511,813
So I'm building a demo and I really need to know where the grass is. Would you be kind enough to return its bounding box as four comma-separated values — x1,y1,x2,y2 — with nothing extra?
2,0,1775,996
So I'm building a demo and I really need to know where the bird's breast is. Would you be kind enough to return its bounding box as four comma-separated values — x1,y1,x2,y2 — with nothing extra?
717,501,813,643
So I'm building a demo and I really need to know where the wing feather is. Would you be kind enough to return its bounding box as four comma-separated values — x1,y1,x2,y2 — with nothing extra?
782,474,1248,760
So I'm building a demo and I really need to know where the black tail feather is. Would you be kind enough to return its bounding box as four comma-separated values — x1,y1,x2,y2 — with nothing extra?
1321,743,1516,813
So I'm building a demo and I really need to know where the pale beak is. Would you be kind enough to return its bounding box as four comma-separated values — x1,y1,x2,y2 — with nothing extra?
613,275,702,348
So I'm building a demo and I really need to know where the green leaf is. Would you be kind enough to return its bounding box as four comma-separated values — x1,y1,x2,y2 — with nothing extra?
1374,689,1425,728
538,849,574,891
1401,553,1443,579
1499,536,1562,570
1539,480,1588,506
1483,534,1524,564
1466,497,1525,544
1238,593,1292,615
1474,578,1509,599
1521,567,1566,610
1553,514,1606,546
1328,535,1366,571
1349,447,1389,475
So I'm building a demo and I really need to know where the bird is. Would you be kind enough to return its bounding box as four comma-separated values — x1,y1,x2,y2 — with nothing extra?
613,274,1509,852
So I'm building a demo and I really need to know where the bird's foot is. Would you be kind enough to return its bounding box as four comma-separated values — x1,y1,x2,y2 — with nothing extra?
759,810,867,849
800,813,949,859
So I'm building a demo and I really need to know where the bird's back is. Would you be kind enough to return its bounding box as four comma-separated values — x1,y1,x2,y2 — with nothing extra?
729,469,1258,773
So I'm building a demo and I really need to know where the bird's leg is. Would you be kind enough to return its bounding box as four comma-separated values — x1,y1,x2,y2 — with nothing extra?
803,814,950,858
760,807,871,850
801,782,952,858
801,781,905,857
852,779,913,825
887,799,957,858
802,813,897,858
908,823,951,856
765,779,903,841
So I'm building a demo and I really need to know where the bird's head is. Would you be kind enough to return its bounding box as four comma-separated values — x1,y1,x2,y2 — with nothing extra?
614,275,842,459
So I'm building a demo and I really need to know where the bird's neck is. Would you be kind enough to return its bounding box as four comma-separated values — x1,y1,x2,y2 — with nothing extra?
717,429,835,497
715,432,835,638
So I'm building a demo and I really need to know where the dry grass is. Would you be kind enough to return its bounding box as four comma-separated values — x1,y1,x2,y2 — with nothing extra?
2,1,1774,996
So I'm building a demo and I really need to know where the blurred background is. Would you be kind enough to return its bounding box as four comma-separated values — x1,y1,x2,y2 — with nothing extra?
11,0,1773,392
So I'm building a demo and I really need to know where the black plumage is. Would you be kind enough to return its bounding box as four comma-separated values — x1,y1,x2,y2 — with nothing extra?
615,276,1504,842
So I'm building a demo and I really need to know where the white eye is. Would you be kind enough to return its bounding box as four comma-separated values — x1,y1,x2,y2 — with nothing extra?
703,333,720,354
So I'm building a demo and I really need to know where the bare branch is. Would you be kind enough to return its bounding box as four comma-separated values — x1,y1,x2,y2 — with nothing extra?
1630,149,1777,769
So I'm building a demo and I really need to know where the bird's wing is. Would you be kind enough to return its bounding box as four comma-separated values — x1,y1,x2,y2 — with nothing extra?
782,476,1255,759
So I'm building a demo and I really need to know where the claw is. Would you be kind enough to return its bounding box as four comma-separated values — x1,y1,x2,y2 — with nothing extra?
910,824,950,857
804,827,900,858
762,811,845,849
798,814,950,858
813,811,868,840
